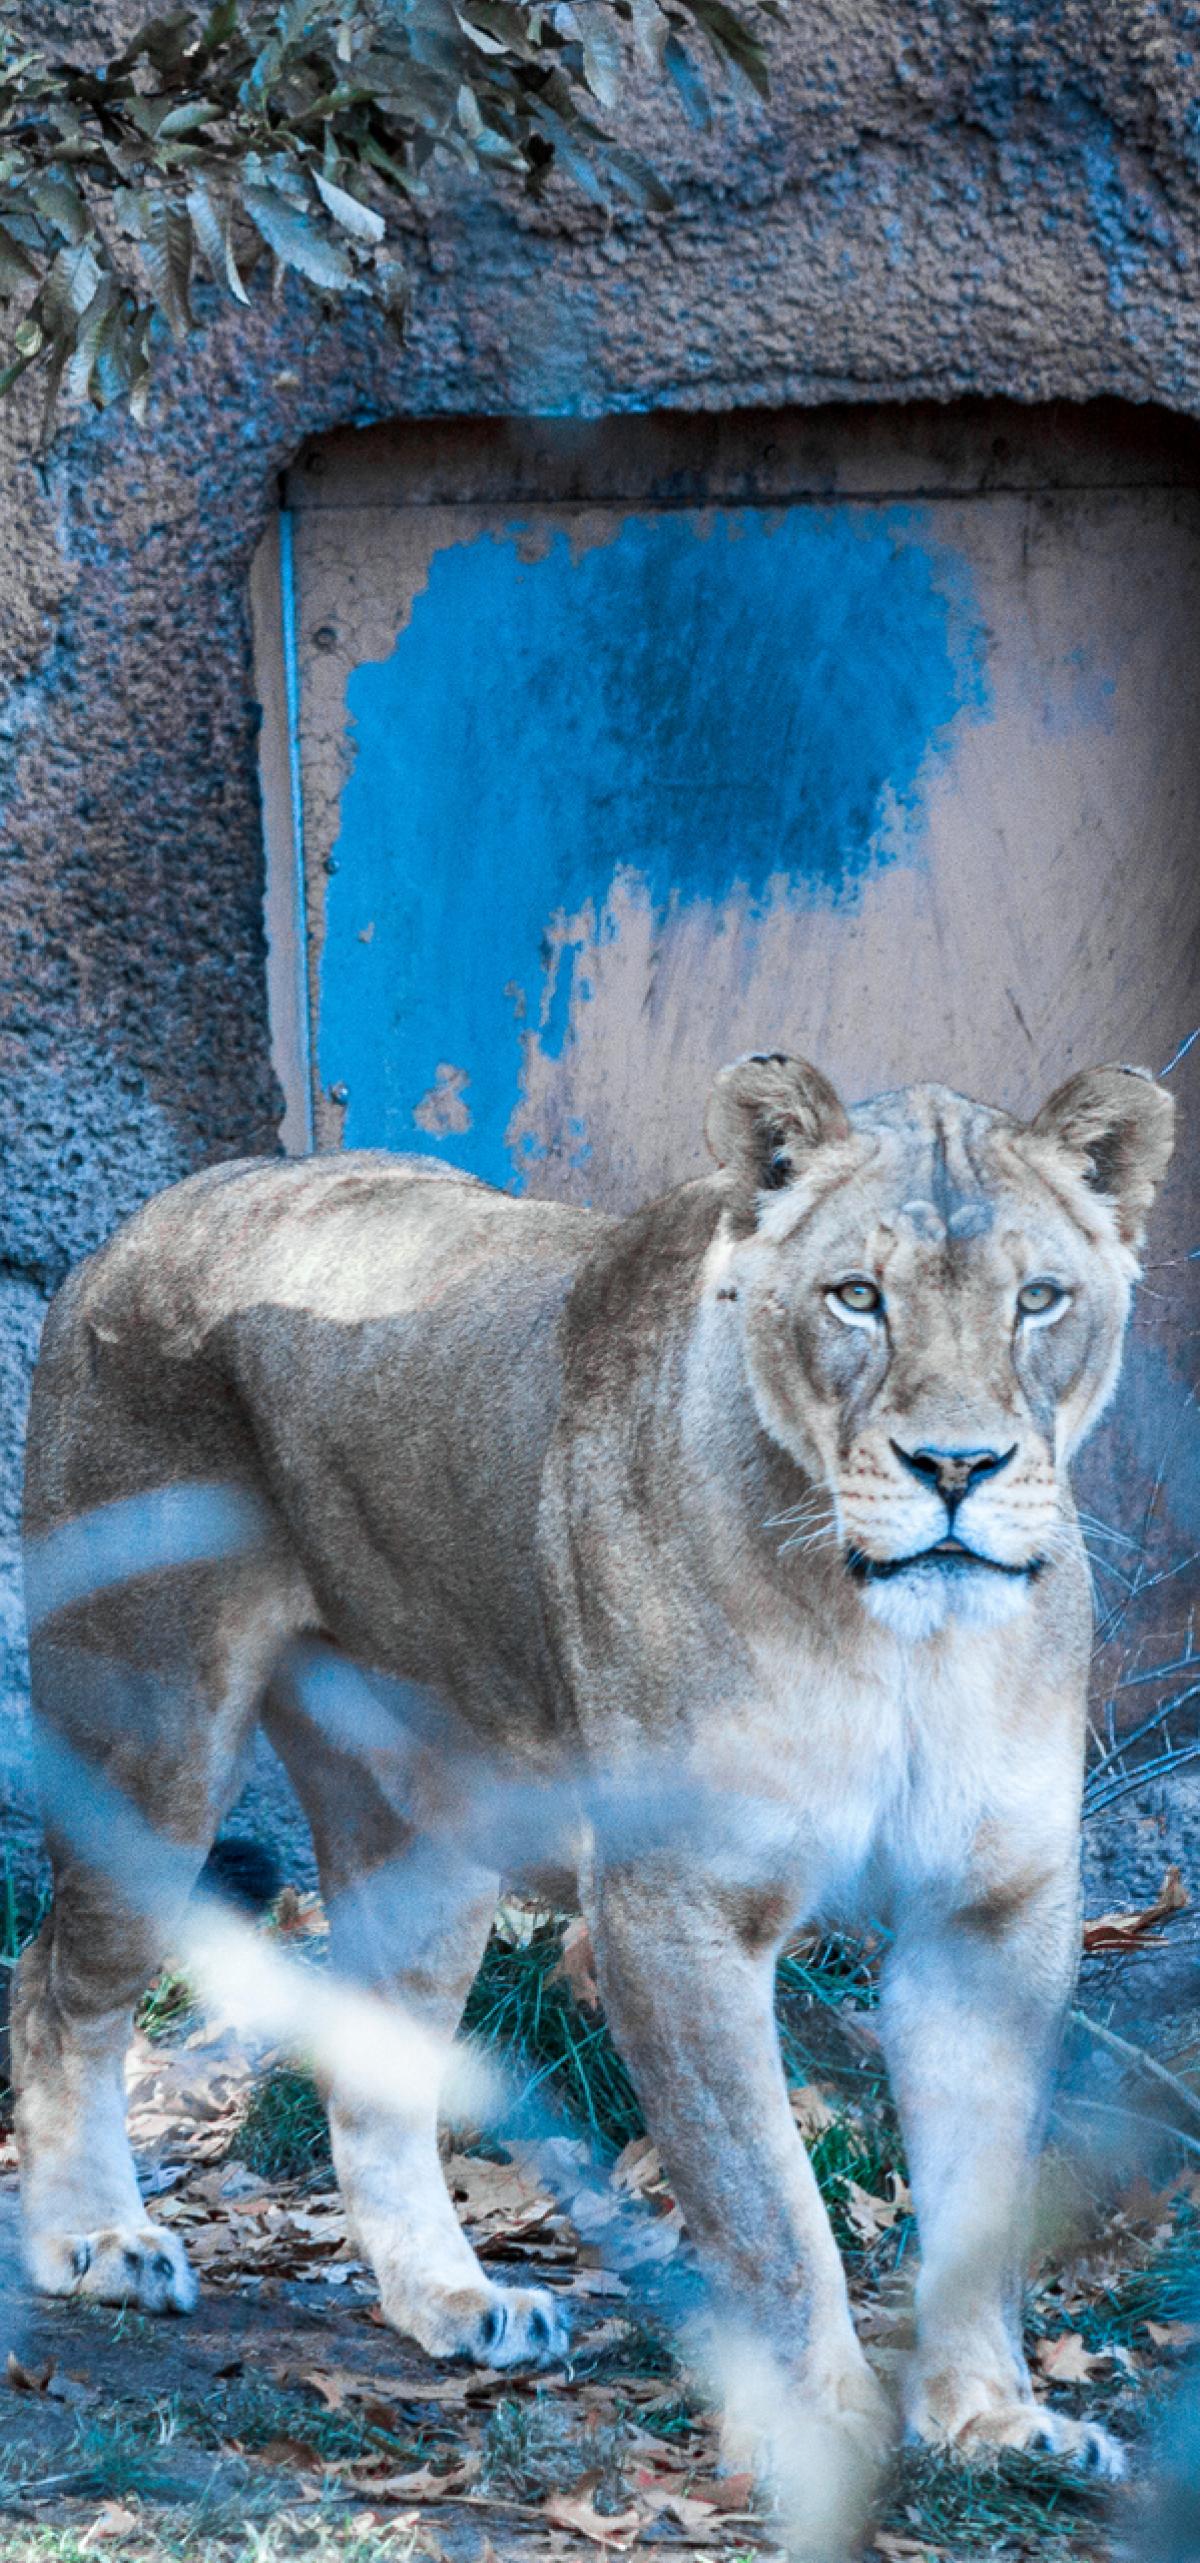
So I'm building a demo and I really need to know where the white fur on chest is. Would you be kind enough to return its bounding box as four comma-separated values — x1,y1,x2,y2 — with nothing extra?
709,1617,1079,1927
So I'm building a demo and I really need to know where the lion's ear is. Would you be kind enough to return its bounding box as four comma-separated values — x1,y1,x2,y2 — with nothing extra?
705,1053,851,1197
1029,1063,1175,1248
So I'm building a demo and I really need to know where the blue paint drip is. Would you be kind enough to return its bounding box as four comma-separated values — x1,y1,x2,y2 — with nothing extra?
320,506,988,1184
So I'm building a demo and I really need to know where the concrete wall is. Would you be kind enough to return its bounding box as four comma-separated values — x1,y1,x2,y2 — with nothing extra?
4,0,1200,1713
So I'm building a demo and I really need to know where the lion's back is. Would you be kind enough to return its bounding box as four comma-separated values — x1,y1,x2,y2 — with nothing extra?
26,1153,608,1545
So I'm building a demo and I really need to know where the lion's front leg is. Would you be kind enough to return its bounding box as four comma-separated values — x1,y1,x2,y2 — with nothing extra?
591,1864,893,2532
879,1877,1125,2481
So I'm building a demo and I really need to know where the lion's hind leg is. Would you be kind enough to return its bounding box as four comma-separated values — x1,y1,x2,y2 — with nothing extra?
13,1862,199,2315
14,1559,306,2315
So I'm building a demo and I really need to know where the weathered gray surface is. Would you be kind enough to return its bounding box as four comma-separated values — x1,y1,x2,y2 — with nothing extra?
3,0,1200,1813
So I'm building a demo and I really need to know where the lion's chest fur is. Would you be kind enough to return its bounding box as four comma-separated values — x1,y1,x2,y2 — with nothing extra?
692,1617,1082,1930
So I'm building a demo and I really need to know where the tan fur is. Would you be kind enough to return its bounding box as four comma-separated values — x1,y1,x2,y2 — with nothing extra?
14,1063,1173,2479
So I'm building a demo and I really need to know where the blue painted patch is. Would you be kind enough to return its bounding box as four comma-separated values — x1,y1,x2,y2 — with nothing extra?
320,505,988,1183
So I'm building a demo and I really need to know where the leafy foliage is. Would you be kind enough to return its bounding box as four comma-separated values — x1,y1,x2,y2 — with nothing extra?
0,0,779,443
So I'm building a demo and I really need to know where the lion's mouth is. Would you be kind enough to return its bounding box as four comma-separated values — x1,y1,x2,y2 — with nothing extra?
846,1538,1042,1583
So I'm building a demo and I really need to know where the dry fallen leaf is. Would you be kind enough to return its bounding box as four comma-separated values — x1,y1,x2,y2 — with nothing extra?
1035,2332,1103,2383
641,2487,721,2537
611,2138,663,2198
6,2352,54,2395
842,2175,911,2242
543,2491,643,2546
273,1885,329,1937
689,2473,755,2513
1145,2319,1200,2349
571,2269,629,2298
366,2459,480,2503
1083,1864,1188,1953
553,1915,602,2012
79,2504,140,2549
295,2363,365,2410
790,2084,837,2140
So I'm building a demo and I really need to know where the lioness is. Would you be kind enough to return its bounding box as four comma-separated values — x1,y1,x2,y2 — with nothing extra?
15,1056,1173,2483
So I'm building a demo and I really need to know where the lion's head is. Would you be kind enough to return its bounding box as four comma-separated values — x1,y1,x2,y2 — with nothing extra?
704,1053,1175,1640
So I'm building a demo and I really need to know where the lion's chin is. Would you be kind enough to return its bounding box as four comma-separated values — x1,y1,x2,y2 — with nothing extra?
859,1559,1036,1643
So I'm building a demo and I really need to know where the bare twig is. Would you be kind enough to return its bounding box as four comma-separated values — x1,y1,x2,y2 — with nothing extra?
1070,2007,1200,2131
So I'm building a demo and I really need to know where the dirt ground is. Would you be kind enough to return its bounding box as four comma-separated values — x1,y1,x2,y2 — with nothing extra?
0,1883,1197,2563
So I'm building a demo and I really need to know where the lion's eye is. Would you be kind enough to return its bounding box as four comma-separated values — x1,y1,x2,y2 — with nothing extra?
1017,1279,1066,1318
829,1279,883,1316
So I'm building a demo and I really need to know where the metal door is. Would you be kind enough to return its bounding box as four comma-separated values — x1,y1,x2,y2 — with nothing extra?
252,401,1199,1607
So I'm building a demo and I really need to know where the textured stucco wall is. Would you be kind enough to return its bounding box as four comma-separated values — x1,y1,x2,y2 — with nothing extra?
3,0,1200,1714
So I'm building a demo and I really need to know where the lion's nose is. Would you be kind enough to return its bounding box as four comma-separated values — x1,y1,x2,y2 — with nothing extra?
890,1441,1016,1510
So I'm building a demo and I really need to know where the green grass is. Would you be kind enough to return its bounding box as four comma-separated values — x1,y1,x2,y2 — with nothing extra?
462,1915,644,2152
0,2524,426,2563
230,2065,331,2182
178,2373,426,2471
137,1967,198,2043
480,2391,631,2508
1067,2203,1199,2354
223,1915,903,2226
462,1912,896,2163
878,2443,1112,2553
0,1854,49,1972
0,2374,434,2514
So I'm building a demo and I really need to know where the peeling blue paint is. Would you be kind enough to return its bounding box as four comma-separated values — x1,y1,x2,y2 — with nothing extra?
320,505,989,1184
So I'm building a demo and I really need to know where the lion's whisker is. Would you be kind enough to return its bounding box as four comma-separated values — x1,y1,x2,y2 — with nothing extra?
1076,1510,1140,1550
779,1525,839,1557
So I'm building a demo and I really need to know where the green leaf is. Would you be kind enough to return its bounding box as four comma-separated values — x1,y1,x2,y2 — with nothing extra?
661,31,711,127
200,0,240,50
242,180,355,289
127,12,195,75
185,176,249,302
40,239,103,335
528,103,609,205
0,0,779,439
65,274,115,403
87,303,135,409
0,345,40,399
28,172,88,244
360,134,429,198
0,220,38,293
600,140,673,210
155,100,226,138
571,2,623,109
36,323,73,452
680,0,771,94
313,168,386,243
128,310,155,424
627,0,669,70
452,8,513,58
132,193,194,339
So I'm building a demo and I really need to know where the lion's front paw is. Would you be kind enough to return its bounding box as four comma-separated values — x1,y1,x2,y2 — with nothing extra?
389,2280,570,2370
721,2347,896,2502
26,2222,197,2315
907,2372,1125,2480
1018,2406,1126,2480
